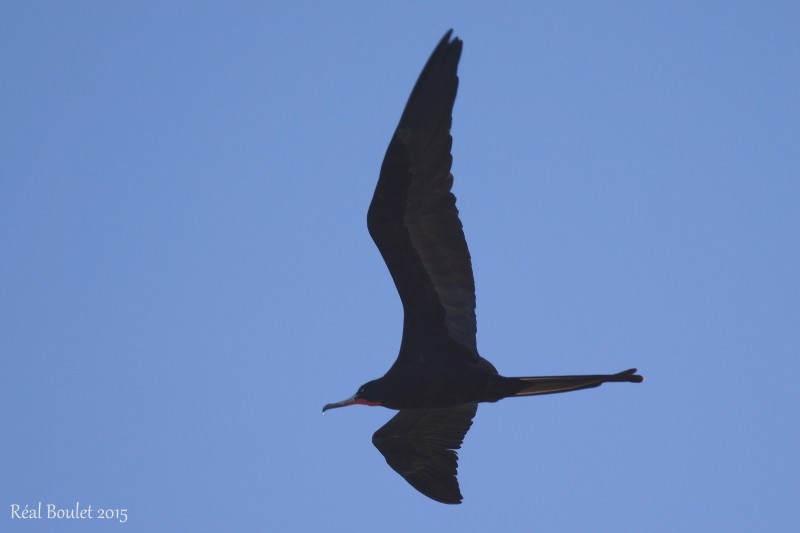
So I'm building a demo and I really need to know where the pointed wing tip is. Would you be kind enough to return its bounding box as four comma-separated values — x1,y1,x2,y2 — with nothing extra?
437,29,462,54
403,474,465,505
426,30,462,76
435,492,464,505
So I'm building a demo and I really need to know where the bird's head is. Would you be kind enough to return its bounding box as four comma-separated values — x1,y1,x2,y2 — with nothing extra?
322,379,384,412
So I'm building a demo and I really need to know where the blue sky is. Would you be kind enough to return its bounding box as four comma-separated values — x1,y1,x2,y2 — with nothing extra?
2,1,799,531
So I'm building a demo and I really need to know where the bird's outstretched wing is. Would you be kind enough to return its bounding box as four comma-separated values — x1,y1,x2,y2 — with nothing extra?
372,402,477,504
367,30,477,358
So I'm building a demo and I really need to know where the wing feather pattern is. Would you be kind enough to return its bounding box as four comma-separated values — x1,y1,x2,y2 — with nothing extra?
372,403,478,504
367,31,477,358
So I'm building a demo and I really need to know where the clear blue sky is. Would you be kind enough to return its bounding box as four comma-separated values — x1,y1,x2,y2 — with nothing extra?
2,2,798,531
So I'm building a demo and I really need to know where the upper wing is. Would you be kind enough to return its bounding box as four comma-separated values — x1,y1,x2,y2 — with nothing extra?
372,403,478,504
367,31,477,358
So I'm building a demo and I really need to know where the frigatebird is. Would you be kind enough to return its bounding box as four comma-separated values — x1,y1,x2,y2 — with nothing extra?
323,30,643,504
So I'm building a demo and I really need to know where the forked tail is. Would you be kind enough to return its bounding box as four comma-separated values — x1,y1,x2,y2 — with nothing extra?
507,368,644,397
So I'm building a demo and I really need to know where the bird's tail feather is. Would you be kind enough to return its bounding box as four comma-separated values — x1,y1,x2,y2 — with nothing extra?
509,368,644,397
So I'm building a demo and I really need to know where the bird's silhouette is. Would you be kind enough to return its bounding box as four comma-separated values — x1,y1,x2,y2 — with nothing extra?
323,30,643,504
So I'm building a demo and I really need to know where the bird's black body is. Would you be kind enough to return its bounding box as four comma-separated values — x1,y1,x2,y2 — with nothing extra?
323,30,643,504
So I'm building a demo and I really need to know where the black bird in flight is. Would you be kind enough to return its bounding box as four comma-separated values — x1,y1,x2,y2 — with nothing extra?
323,30,643,504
